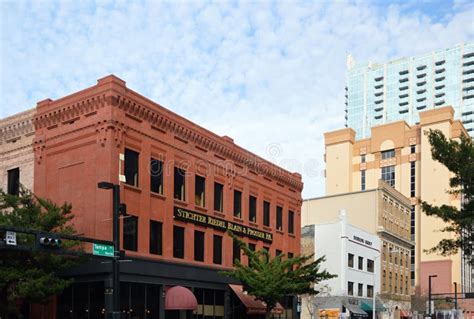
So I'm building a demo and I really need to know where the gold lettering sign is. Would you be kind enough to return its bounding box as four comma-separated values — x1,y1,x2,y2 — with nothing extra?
173,207,273,243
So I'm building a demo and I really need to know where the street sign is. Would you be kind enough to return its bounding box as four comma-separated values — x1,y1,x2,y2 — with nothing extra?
93,243,114,257
6,231,17,245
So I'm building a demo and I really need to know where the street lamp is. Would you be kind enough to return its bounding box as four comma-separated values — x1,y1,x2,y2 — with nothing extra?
373,254,380,319
428,275,438,317
98,181,122,319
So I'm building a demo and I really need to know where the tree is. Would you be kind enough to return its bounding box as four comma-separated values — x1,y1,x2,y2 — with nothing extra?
0,188,81,317
222,232,336,319
421,129,474,264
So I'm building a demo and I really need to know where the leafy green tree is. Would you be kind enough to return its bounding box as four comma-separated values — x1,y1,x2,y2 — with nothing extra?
222,232,336,319
421,129,473,264
0,188,81,317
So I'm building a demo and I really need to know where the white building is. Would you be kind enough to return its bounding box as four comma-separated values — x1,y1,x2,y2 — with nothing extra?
302,210,381,319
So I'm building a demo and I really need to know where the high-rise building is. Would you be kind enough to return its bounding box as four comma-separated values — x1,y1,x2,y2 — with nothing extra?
323,106,472,308
345,42,474,139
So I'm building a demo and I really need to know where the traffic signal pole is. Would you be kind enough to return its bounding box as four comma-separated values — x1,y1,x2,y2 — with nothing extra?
112,184,121,319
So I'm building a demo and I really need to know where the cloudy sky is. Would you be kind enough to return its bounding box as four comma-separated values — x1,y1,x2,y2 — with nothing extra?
1,0,473,198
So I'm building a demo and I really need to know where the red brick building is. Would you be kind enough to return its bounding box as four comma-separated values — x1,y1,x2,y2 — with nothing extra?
31,75,303,319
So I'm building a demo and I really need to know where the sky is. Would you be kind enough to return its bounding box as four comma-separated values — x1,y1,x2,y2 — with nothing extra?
1,0,473,198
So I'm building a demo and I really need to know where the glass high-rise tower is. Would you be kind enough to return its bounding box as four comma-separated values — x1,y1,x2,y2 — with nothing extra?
345,42,474,139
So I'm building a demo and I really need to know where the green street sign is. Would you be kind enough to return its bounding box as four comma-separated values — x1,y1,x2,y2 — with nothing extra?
93,243,114,257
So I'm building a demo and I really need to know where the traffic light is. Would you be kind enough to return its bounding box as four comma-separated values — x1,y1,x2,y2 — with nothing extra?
39,236,62,248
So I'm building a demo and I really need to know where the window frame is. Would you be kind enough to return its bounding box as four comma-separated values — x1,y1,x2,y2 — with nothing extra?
124,148,140,187
173,225,185,259
214,182,224,212
174,167,186,201
7,167,20,196
348,253,354,268
263,201,270,227
195,175,206,207
149,220,162,255
249,195,257,222
213,234,223,265
276,206,283,231
150,158,163,194
233,190,242,218
194,230,205,262
123,215,138,251
288,210,294,234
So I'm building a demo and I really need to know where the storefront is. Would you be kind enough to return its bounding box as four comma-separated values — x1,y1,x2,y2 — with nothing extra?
56,257,296,319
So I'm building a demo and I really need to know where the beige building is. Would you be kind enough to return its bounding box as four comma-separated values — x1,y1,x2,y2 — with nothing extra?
0,109,36,194
321,106,472,296
302,180,413,310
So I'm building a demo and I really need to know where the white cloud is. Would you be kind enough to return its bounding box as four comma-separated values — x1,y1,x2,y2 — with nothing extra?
0,1,473,198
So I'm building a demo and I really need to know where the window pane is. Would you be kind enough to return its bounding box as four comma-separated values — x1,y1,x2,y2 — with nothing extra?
174,167,186,201
123,215,138,251
348,253,354,268
195,175,206,207
381,149,395,159
214,182,224,212
358,256,363,270
381,165,395,187
213,235,222,264
276,206,283,230
233,190,242,218
263,201,270,227
149,220,162,255
125,148,139,187
232,239,240,265
288,210,294,234
249,195,257,222
173,226,185,258
7,168,20,196
194,230,205,262
348,282,354,296
150,158,163,194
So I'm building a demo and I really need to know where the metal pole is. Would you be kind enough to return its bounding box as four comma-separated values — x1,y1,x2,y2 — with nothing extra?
113,184,121,318
428,276,432,316
454,282,457,310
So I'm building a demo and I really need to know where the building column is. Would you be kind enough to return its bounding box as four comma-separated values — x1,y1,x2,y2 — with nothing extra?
104,276,113,315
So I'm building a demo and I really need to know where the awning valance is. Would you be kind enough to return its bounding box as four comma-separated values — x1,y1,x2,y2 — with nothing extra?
361,302,386,312
229,284,284,315
165,286,198,310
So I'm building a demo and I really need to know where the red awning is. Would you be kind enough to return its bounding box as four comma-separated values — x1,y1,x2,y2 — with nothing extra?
165,286,198,310
229,284,284,315
400,310,411,317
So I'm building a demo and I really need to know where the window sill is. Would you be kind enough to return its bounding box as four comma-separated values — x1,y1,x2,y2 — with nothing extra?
124,184,142,193
249,221,259,228
195,206,208,213
214,211,226,218
150,191,166,200
233,216,244,223
174,199,188,207
288,233,295,238
276,230,284,235
263,226,272,231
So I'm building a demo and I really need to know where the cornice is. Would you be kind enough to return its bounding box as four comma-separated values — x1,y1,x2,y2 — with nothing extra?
112,94,303,191
0,110,35,143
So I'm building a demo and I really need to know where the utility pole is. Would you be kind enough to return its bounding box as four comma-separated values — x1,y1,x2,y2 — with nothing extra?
428,275,437,317
454,282,458,310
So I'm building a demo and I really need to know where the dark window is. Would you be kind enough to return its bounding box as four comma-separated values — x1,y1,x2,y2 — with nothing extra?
288,210,294,234
232,239,241,265
358,283,363,296
381,165,395,187
367,285,374,297
361,155,366,163
123,215,138,251
214,182,224,212
149,220,162,255
150,158,163,194
358,256,363,270
7,168,20,196
348,282,354,296
124,148,139,187
381,149,395,159
213,235,222,264
248,243,256,251
276,206,283,231
194,230,205,262
233,190,242,218
249,195,257,222
276,249,282,257
367,259,374,272
411,145,416,153
263,201,270,227
173,226,185,258
174,167,186,201
348,253,354,268
195,175,206,207
288,252,294,259
410,162,416,197
361,170,366,191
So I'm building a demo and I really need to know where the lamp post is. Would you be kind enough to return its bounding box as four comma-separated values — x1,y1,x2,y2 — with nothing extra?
428,275,438,317
373,254,379,319
98,182,121,319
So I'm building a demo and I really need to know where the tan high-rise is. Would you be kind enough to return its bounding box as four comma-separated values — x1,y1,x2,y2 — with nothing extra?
322,106,471,297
